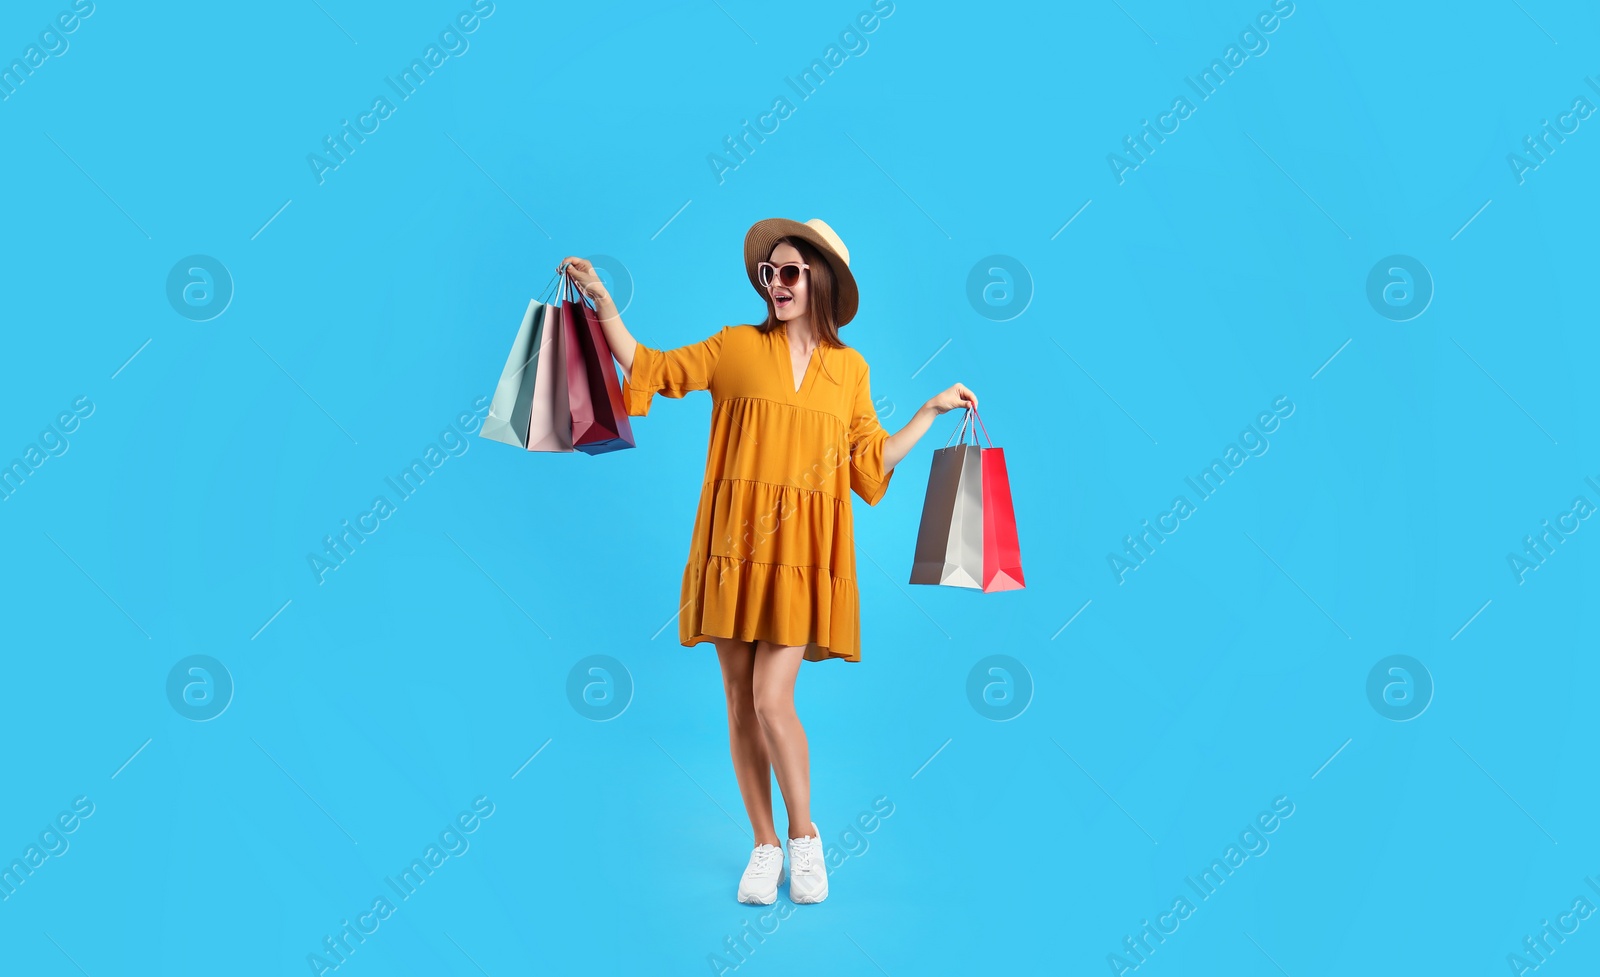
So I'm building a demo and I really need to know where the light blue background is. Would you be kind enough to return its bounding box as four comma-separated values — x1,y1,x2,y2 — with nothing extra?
2,0,1596,974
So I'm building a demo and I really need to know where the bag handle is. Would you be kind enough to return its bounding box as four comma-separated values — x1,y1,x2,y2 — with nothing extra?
944,407,975,447
538,268,563,304
538,265,582,305
970,405,994,448
551,264,600,310
941,405,994,449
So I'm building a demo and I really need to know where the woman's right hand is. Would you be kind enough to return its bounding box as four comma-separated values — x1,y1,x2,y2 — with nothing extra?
558,256,611,307
926,382,978,415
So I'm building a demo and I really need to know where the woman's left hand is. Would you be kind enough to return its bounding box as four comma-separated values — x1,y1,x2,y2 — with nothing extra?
926,383,978,415
558,256,612,307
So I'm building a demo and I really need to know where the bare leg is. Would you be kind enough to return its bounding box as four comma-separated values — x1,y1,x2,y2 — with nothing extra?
714,637,781,848
752,641,812,840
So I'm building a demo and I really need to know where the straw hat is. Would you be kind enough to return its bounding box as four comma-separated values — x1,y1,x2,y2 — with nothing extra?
743,218,859,326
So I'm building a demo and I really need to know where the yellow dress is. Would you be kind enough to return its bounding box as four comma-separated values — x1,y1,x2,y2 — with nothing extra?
622,321,895,663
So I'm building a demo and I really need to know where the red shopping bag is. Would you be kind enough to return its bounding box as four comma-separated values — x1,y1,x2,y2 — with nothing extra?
973,410,1024,592
561,272,635,455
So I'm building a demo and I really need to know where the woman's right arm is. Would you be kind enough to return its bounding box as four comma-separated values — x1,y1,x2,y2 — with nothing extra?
558,256,639,378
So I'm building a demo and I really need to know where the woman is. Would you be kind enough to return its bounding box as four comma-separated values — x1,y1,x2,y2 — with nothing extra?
559,217,976,906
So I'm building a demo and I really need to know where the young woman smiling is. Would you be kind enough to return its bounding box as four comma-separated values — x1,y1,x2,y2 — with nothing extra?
559,217,975,906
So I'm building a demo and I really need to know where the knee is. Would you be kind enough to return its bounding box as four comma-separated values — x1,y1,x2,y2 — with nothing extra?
752,693,792,731
725,686,758,728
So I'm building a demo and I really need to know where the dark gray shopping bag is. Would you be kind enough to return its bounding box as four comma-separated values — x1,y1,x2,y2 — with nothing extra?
910,410,985,589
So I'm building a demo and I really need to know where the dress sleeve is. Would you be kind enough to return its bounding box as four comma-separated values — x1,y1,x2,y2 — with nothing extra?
622,326,727,416
848,361,895,506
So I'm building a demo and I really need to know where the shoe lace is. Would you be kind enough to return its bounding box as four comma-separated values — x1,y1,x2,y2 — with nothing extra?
789,838,816,874
749,845,781,873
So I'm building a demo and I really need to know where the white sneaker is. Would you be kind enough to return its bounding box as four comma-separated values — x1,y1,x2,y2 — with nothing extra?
787,822,828,904
737,843,785,905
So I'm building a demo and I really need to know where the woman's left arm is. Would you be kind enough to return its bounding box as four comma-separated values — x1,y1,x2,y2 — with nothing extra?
884,383,978,472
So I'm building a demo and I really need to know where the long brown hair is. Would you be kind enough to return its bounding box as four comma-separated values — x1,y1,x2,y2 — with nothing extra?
756,236,848,386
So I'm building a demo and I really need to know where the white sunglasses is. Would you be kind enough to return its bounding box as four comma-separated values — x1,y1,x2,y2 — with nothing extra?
757,261,810,289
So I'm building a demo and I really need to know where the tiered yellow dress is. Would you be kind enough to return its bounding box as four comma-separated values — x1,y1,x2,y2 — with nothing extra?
622,321,895,663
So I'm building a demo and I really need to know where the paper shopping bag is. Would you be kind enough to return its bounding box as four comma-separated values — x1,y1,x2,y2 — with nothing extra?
910,411,985,589
980,441,1025,593
564,275,635,455
527,297,575,452
480,299,548,448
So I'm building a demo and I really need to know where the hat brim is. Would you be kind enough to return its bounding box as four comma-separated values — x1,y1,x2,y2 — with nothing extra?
744,218,859,327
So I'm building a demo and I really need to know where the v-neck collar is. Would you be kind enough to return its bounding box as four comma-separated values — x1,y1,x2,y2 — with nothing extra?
778,323,818,401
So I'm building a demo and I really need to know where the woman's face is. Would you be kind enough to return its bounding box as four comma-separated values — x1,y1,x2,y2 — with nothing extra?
767,241,808,323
